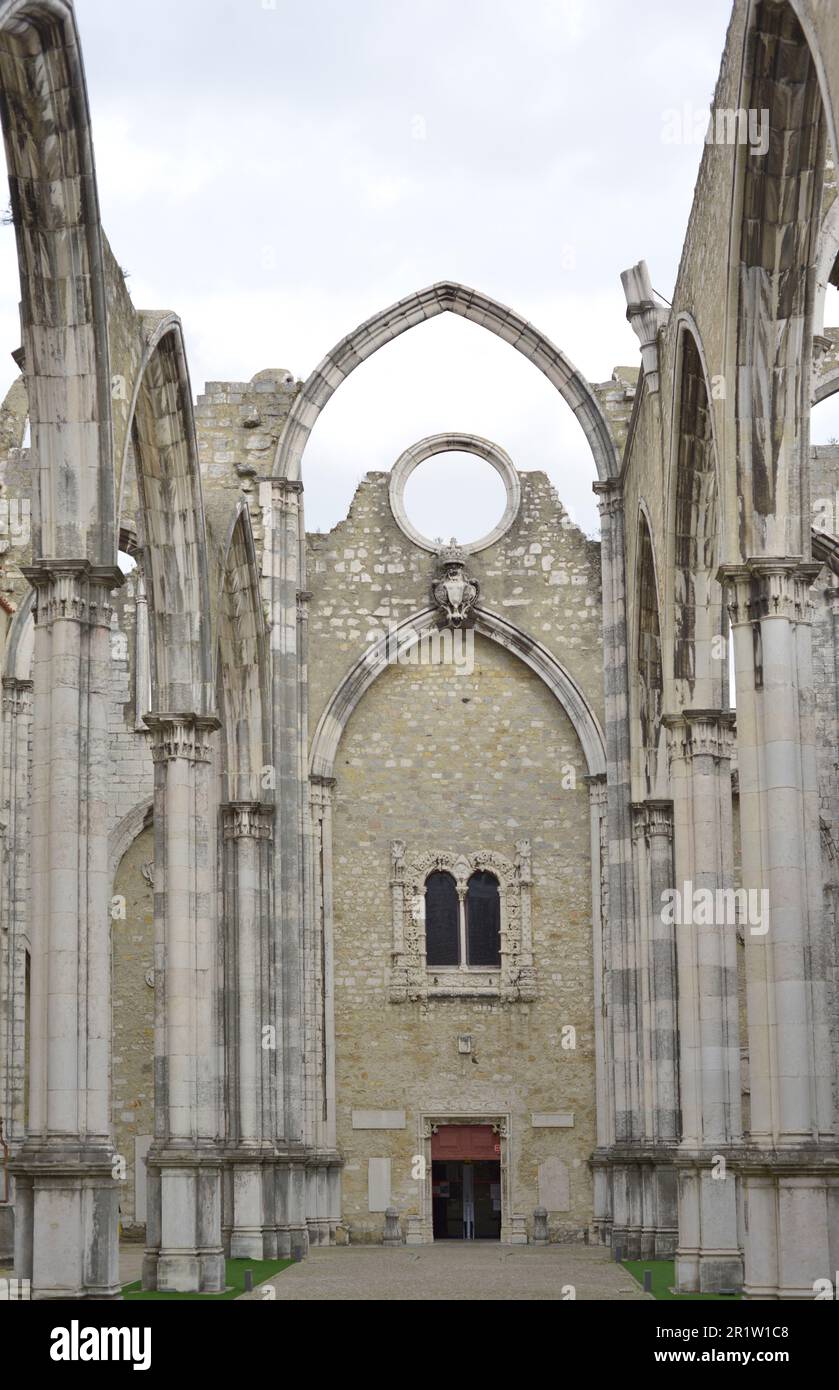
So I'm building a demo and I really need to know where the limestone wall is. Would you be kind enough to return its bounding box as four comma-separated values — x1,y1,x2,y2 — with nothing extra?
330,638,597,1241
307,463,604,1241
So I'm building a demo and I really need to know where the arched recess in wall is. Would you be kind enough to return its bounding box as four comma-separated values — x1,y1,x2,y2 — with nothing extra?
216,502,268,802
121,314,214,717
0,0,115,563
636,507,664,796
733,0,827,559
670,323,725,711
309,604,606,781
271,281,620,486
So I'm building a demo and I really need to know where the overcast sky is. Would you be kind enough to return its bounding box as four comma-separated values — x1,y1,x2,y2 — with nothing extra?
3,0,834,540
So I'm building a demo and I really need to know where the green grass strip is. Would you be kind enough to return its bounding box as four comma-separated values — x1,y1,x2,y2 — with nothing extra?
123,1257,293,1301
624,1259,741,1301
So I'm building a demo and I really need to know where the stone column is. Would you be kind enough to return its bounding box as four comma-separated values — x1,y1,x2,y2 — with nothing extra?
587,774,613,1242
0,675,32,1261
260,478,308,1149
722,560,838,1299
309,776,337,1152
631,797,679,1257
133,567,150,731
664,709,742,1293
645,800,679,1256
11,561,122,1299
142,713,224,1294
222,800,276,1259
593,480,644,1247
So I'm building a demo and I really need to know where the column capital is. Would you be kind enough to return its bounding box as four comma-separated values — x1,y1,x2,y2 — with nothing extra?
631,798,673,840
258,476,304,507
221,801,274,839
22,559,124,628
592,477,624,518
663,709,735,763
259,476,303,493
718,558,822,625
144,711,221,763
2,675,33,716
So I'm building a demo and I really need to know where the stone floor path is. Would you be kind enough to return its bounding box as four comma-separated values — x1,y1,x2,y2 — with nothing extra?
238,1242,651,1301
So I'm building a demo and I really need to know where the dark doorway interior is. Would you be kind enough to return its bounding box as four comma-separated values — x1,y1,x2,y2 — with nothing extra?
431,1159,502,1239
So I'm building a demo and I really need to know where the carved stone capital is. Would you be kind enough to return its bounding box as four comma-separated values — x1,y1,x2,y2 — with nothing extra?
1,676,33,716
584,771,608,810
309,774,335,804
145,712,221,764
630,802,648,842
663,709,736,764
221,801,274,840
592,478,623,519
22,559,124,630
644,798,674,839
719,558,822,626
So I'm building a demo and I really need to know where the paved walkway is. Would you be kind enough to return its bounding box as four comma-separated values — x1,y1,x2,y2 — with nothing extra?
239,1242,650,1301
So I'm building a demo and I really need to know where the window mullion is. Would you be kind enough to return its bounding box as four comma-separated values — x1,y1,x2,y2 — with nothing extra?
459,891,467,969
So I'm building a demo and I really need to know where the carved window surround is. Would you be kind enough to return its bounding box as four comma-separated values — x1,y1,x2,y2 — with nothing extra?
389,841,535,1003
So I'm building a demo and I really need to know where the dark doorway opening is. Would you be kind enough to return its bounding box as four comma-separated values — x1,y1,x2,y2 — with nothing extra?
431,1160,502,1239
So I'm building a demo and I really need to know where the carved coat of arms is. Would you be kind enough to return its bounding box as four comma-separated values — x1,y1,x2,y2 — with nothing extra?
431,540,479,629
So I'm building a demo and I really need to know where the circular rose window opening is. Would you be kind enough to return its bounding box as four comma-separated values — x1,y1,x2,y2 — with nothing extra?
391,436,520,553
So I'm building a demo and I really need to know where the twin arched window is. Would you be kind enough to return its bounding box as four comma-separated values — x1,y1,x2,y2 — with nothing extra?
425,869,501,968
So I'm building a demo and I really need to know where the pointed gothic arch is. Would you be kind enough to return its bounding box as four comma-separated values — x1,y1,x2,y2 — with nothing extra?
272,281,620,485
635,506,664,795
217,502,269,802
126,315,214,716
670,323,725,709
309,604,606,781
0,0,115,563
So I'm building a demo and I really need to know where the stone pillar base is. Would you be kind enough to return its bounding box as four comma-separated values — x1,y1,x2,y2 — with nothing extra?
11,1147,121,1300
741,1167,839,1300
229,1159,273,1260
676,1164,742,1294
145,1154,224,1293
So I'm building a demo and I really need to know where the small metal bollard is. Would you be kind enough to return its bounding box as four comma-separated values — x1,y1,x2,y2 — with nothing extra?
614,1243,623,1262
643,1269,653,1293
244,1269,254,1293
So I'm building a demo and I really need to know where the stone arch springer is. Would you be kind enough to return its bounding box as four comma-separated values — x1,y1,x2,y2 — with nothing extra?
272,281,620,485
108,798,153,887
